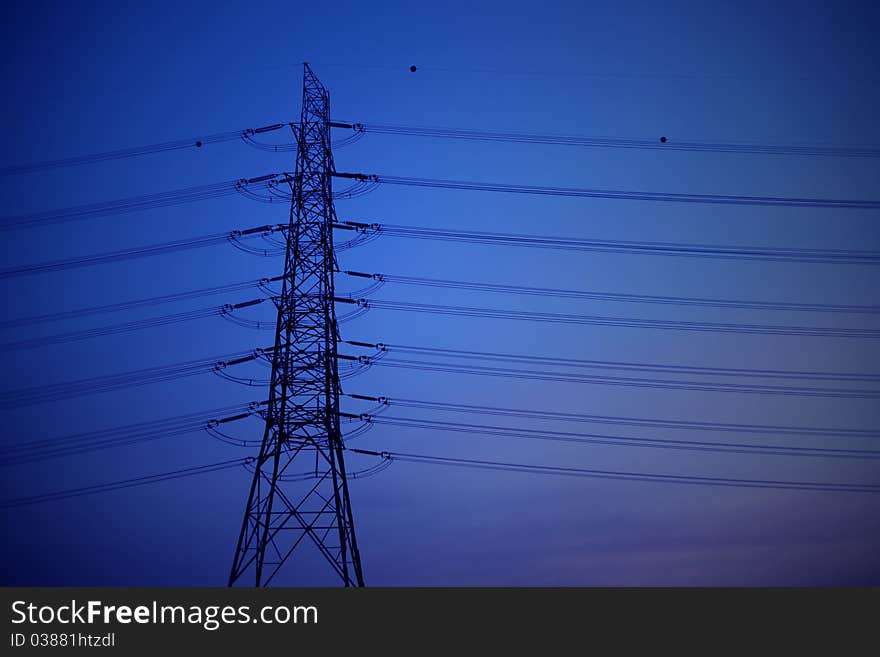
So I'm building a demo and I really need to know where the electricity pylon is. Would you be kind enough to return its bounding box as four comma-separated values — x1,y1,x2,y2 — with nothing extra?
229,63,364,587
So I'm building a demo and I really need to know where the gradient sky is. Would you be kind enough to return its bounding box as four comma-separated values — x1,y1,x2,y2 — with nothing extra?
1,0,879,586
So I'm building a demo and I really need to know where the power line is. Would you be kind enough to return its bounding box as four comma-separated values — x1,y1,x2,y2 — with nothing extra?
0,172,379,231
1,179,243,230
335,221,880,264
0,402,264,466
0,458,253,508
340,297,880,339
0,174,294,231
0,224,281,279
346,342,880,382
346,355,879,399
351,449,880,493
0,276,282,329
352,121,880,158
0,123,291,176
323,61,879,83
0,299,269,353
0,120,369,176
0,348,268,408
1,453,393,509
341,270,880,314
6,112,875,181
7,283,871,354
354,414,880,460
337,172,880,209
345,394,879,438
0,270,387,330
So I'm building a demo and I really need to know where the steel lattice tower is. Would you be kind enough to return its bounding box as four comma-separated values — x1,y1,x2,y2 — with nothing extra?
229,64,364,587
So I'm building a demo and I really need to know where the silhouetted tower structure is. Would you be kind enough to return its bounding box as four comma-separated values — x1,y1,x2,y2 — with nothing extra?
229,64,364,587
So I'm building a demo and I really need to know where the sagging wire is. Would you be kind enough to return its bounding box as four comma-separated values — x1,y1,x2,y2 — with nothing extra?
338,305,370,324
333,178,382,200
331,130,366,149
213,370,272,387
240,455,392,482
347,456,394,479
228,225,287,256
240,122,363,153
262,232,288,249
344,278,386,299
234,173,376,203
204,424,263,447
202,401,269,447
337,342,388,380
342,421,376,442
219,298,275,330
233,173,295,204
240,123,298,153
240,462,323,481
213,350,272,387
338,396,392,443
257,278,282,297
336,228,383,251
339,362,372,381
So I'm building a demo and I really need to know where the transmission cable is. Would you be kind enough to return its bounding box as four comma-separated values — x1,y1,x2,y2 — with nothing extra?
352,413,880,460
0,123,299,176
344,341,880,382
0,275,283,329
1,179,242,231
343,394,879,438
351,122,880,158
0,402,266,466
0,458,254,508
351,449,880,493
7,116,876,179
336,172,880,209
0,120,372,176
341,354,880,399
0,173,373,231
0,347,269,408
340,297,880,339
0,298,270,353
341,270,880,314
1,450,391,508
0,224,282,279
334,221,880,265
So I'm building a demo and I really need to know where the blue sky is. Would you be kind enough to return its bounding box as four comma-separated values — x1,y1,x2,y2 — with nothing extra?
1,0,879,585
